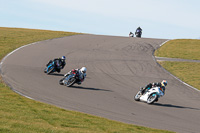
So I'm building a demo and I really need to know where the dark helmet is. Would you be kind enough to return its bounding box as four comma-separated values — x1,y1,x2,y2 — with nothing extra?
161,80,167,87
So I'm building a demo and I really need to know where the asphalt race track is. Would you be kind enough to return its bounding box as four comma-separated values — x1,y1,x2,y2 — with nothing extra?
1,34,200,133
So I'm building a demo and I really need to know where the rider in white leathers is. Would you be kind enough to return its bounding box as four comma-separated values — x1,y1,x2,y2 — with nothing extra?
65,67,87,85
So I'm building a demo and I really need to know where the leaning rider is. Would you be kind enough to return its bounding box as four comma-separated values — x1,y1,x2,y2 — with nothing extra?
46,56,66,73
64,67,87,85
140,80,167,95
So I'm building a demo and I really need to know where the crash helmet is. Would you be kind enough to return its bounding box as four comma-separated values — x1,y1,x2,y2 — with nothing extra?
61,56,66,60
80,67,87,73
161,80,167,87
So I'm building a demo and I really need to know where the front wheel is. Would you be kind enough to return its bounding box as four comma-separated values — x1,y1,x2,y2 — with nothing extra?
134,91,142,101
44,68,47,73
47,66,54,74
66,77,76,87
59,78,65,85
147,93,158,104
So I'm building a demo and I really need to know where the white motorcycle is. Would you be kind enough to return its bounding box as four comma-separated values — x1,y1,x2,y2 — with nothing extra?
134,86,164,104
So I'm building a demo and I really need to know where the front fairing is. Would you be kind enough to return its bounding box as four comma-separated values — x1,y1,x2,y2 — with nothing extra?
47,62,55,72
139,87,163,102
64,72,78,81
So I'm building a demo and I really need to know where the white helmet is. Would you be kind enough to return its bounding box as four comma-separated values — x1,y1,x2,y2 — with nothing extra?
61,56,66,60
80,67,87,73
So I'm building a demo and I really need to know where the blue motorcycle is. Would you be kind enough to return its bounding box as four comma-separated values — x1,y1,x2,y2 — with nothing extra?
44,60,60,74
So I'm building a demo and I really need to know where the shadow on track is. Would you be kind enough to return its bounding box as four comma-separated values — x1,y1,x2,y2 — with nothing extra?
154,103,200,110
48,73,64,76
71,86,113,92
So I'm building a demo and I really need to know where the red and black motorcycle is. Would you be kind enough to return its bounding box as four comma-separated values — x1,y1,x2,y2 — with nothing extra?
59,69,79,87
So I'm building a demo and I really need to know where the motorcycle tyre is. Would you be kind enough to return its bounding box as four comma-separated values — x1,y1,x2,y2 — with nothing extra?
134,91,142,101
47,67,54,75
59,78,65,85
44,68,47,73
147,93,158,104
66,77,76,87
136,34,141,38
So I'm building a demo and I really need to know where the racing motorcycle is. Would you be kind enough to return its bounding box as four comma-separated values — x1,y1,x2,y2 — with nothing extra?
134,86,164,104
59,70,79,87
44,60,60,74
135,30,142,38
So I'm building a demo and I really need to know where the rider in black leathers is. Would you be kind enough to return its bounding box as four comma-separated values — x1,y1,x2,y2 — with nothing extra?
46,56,66,73
135,27,142,37
136,27,142,33
140,80,167,95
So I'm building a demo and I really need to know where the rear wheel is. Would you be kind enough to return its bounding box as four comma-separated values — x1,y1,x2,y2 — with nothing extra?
147,93,158,104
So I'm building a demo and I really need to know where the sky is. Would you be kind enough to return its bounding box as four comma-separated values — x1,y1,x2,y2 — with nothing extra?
0,0,200,39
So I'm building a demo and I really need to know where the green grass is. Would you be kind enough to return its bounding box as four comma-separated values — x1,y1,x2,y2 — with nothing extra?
0,84,173,133
155,39,200,60
155,39,200,90
0,27,80,60
158,61,200,89
0,27,174,133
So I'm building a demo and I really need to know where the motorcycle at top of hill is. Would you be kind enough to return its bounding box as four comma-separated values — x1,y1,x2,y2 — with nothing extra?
135,30,142,38
134,86,164,104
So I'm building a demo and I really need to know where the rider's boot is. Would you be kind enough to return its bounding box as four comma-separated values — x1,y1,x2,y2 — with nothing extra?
57,70,61,73
76,79,81,85
77,81,81,85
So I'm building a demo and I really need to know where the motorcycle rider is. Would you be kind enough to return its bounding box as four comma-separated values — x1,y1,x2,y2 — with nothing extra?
129,32,134,37
140,80,167,95
46,56,66,73
64,67,87,85
135,26,142,37
136,26,142,33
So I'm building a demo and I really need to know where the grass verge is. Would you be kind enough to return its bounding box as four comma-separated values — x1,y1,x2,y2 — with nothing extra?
155,39,200,90
158,61,200,89
155,39,200,60
0,27,174,133
0,27,80,60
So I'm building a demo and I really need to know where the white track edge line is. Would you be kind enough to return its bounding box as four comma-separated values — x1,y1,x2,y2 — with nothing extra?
0,35,76,100
154,40,200,92
0,42,38,100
